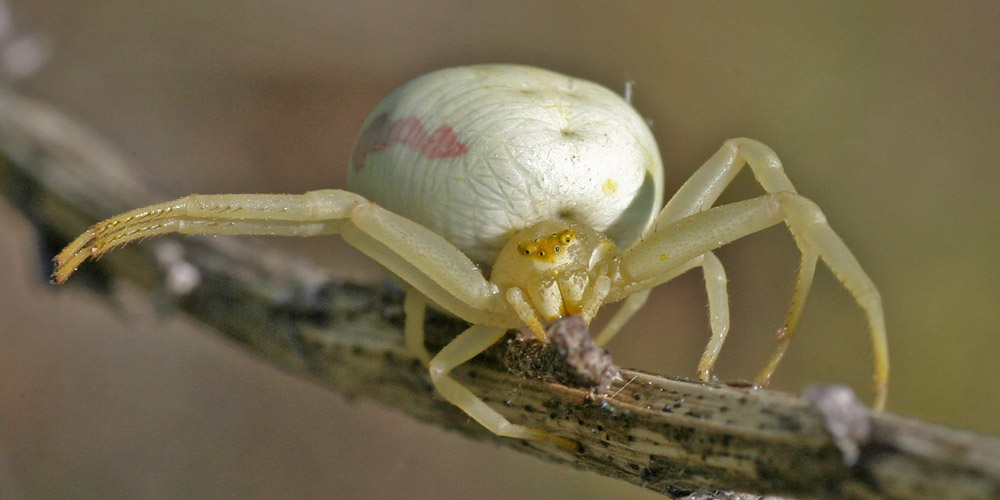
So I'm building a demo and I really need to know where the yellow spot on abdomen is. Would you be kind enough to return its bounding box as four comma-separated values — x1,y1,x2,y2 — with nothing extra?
602,179,617,196
659,253,669,261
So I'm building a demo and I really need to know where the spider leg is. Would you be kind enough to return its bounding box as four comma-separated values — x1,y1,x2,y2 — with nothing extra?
404,291,431,365
629,139,887,408
593,289,651,346
656,138,796,223
430,324,574,448
695,251,731,381
54,189,514,328
652,139,818,353
603,138,778,377
755,249,818,387
621,191,887,409
598,251,731,373
53,192,359,281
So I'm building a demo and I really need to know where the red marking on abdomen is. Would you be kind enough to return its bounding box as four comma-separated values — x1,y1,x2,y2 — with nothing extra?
352,113,468,171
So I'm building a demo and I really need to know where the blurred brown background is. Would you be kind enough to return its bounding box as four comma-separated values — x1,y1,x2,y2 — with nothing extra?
1,1,998,499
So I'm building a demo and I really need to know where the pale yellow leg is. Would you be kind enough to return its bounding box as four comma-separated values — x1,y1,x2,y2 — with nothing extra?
505,287,546,339
602,250,731,382
576,275,611,324
774,194,887,410
695,251,731,381
656,138,796,225
620,192,888,410
628,138,887,409
594,288,650,346
53,191,363,282
54,189,515,328
429,325,571,447
404,291,431,365
755,250,818,387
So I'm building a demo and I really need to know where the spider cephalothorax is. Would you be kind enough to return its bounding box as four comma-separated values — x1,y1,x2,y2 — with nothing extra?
492,220,618,329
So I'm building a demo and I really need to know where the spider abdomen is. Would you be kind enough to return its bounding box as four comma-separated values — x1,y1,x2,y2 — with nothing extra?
348,64,664,266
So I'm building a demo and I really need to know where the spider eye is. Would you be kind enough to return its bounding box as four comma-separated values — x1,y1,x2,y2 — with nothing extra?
553,246,561,253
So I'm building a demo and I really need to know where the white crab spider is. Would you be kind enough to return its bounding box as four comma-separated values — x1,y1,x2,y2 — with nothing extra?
54,64,888,445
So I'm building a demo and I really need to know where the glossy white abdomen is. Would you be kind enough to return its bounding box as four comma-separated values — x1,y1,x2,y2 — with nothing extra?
348,64,663,266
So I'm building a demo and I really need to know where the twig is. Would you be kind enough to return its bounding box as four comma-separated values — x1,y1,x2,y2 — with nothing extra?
2,90,998,500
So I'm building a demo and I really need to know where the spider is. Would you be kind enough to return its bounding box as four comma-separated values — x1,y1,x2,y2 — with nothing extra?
53,64,888,446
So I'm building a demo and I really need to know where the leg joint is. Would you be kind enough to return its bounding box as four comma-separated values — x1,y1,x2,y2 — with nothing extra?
770,192,828,226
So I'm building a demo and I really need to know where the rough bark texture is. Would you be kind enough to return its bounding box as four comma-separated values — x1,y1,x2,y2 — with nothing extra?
2,90,998,499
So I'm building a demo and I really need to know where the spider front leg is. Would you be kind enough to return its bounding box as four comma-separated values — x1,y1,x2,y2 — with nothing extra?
619,192,888,410
404,291,432,365
55,189,511,325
